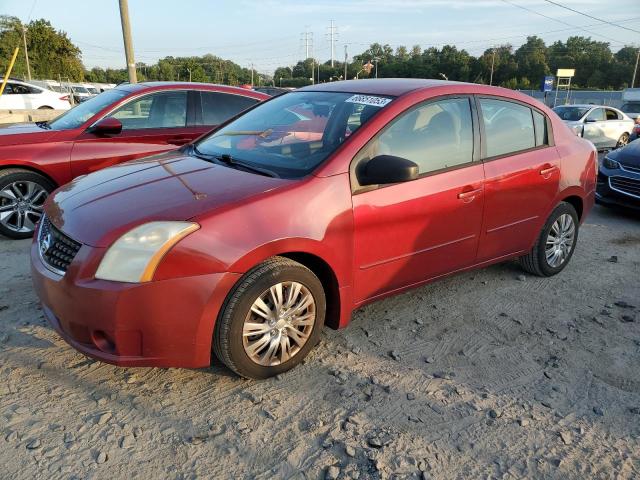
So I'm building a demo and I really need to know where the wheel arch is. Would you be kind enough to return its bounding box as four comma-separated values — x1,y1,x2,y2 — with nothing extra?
561,194,583,221
0,164,59,189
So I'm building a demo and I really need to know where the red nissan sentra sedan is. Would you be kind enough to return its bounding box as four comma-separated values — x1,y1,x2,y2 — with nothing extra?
31,79,597,379
0,82,267,239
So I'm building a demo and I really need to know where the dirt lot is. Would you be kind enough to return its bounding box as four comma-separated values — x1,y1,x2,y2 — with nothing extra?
1,204,639,480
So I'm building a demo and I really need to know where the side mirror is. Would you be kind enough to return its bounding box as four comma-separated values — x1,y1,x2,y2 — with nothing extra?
88,117,122,135
357,155,419,186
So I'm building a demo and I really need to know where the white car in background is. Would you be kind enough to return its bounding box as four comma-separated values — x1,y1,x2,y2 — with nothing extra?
553,104,634,149
0,79,71,110
70,84,93,103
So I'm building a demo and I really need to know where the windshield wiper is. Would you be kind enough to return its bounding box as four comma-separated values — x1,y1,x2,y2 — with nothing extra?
190,145,279,178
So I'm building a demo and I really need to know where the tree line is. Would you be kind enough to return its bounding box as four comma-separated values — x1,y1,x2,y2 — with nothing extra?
1,15,638,91
276,37,638,90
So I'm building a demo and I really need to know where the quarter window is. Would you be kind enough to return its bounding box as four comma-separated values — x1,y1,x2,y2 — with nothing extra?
355,97,474,175
480,98,536,157
200,92,258,125
109,91,187,130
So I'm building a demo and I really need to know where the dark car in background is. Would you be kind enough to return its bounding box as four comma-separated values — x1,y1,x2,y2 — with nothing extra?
597,139,640,210
0,82,268,239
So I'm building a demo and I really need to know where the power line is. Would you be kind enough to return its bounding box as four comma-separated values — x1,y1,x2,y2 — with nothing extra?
540,0,640,35
499,0,625,44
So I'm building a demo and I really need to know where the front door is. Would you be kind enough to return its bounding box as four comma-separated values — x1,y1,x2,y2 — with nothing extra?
70,90,194,177
582,107,607,148
352,96,484,302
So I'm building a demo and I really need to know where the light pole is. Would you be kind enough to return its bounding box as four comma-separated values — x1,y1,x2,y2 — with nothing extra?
118,0,137,83
374,57,379,79
632,47,639,88
489,48,496,86
186,68,191,82
22,25,31,81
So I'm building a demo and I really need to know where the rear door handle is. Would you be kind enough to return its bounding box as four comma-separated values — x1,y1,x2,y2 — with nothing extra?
167,137,190,146
458,187,483,201
540,165,558,176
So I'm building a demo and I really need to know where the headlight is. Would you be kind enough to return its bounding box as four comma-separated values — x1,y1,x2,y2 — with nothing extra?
95,221,199,283
602,156,620,170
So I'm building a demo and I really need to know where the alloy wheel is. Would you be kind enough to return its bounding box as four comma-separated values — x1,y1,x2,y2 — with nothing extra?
545,213,575,268
617,133,629,148
0,181,48,234
242,281,316,366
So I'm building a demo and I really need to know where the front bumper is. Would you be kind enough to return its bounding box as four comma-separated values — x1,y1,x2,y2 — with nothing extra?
596,170,640,211
31,241,240,368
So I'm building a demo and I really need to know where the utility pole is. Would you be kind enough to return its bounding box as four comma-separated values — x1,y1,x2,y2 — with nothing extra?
489,48,496,86
327,20,338,67
187,68,191,82
118,0,137,83
301,28,313,60
22,25,31,81
374,57,379,79
632,47,640,88
344,44,348,80
250,63,254,86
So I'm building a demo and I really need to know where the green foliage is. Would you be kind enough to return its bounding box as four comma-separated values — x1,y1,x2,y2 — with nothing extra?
276,38,638,90
0,15,84,81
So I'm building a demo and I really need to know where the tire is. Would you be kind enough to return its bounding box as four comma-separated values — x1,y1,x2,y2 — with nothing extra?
0,169,55,239
519,202,579,277
213,256,326,379
615,133,629,149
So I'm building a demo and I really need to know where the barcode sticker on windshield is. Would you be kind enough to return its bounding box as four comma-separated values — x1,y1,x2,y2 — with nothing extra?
345,95,392,107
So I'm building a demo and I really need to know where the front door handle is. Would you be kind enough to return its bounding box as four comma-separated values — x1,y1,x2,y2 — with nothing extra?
167,137,190,146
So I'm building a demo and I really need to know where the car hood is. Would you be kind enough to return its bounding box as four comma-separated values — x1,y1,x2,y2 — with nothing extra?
608,138,640,167
0,123,61,145
46,151,291,247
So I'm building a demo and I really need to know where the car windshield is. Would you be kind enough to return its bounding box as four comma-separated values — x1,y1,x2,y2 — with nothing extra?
621,102,640,113
553,106,591,121
48,89,129,130
73,86,89,93
194,91,393,178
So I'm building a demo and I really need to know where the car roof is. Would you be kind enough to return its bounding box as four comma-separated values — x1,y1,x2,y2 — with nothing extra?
299,78,472,97
112,81,269,99
557,104,618,110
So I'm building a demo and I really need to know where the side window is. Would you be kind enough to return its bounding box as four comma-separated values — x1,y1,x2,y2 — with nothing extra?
586,108,605,122
355,97,474,175
532,110,548,146
200,92,258,125
480,98,535,157
4,83,14,94
605,109,620,121
109,91,187,130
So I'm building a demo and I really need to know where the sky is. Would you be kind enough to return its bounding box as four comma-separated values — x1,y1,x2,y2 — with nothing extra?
3,0,639,74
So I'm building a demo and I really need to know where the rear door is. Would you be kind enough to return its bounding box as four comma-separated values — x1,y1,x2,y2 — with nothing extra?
476,97,560,262
352,95,484,302
603,108,624,147
70,90,193,177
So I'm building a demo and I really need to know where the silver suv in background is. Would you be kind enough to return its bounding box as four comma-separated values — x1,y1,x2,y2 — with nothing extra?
553,104,634,149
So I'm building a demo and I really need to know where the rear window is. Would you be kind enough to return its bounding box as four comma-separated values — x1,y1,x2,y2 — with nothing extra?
200,92,258,125
480,98,535,157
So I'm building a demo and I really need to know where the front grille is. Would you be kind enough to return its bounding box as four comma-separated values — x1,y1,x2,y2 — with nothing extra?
609,176,640,199
621,163,640,174
38,217,82,274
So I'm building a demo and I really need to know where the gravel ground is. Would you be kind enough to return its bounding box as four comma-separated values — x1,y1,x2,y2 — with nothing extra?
1,204,639,480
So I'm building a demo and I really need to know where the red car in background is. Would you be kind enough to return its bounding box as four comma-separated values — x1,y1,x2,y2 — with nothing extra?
0,82,267,238
31,79,596,379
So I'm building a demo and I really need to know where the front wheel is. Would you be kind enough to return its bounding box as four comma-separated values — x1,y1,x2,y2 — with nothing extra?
615,132,629,149
213,257,326,379
0,169,54,239
519,202,579,277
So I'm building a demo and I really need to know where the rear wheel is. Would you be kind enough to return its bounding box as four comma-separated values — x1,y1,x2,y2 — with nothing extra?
615,132,629,149
0,169,54,239
213,257,326,379
519,202,579,277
